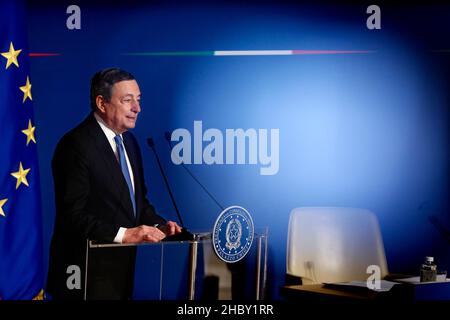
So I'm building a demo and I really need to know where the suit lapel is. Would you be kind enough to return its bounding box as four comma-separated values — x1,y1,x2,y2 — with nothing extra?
86,115,136,222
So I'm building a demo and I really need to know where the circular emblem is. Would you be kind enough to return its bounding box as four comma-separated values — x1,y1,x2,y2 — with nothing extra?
212,206,254,263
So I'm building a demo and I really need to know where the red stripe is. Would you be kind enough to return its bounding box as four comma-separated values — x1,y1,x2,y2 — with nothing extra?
292,50,373,54
29,53,60,57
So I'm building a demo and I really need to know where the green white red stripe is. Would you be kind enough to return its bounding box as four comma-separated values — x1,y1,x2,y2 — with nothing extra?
123,50,374,56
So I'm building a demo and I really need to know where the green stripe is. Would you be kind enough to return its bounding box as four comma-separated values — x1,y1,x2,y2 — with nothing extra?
122,51,214,56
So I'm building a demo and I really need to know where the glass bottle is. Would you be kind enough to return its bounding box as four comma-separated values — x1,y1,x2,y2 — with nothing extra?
420,256,437,282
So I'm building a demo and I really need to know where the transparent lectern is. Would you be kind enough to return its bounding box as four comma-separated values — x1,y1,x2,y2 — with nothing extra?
84,227,268,300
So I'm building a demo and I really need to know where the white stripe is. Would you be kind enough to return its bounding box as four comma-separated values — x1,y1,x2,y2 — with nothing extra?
214,50,293,56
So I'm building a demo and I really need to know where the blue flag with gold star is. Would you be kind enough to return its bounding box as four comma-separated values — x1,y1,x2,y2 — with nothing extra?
0,0,44,300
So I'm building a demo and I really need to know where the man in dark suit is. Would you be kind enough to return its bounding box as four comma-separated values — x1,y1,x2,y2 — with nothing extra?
46,68,182,300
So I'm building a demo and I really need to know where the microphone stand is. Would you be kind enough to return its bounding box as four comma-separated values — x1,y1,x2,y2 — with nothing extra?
165,132,246,299
164,131,225,211
147,137,195,241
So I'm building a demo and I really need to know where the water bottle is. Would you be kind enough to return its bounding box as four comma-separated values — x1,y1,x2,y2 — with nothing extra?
420,256,437,282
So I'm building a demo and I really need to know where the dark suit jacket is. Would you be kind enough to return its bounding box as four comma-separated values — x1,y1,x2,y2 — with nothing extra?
46,113,166,300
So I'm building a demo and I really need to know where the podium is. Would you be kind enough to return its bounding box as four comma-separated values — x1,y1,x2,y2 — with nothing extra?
84,227,268,300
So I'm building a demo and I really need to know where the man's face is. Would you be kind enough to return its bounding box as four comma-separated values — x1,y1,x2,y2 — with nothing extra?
100,79,141,134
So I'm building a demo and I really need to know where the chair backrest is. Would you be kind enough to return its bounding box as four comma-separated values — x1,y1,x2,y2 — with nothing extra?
286,207,388,284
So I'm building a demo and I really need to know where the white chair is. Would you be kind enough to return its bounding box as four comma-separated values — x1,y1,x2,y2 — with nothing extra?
286,207,388,284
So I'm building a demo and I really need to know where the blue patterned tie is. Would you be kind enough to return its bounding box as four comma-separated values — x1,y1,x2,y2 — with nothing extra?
114,135,136,216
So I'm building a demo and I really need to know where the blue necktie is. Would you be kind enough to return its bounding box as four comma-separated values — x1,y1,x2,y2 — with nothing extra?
114,135,136,216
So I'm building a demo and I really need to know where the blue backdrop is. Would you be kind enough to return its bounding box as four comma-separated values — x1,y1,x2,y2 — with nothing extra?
27,1,450,299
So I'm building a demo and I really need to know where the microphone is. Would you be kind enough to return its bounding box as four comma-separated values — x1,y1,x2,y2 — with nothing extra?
146,137,195,241
164,131,225,211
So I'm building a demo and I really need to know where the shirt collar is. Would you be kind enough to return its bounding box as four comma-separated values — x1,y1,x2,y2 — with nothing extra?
93,112,122,142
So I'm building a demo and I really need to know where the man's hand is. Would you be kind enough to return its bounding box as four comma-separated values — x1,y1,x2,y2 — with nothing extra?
122,225,166,244
158,221,182,236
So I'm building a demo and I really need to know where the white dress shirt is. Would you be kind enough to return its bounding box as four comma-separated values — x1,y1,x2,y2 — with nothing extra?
94,112,134,243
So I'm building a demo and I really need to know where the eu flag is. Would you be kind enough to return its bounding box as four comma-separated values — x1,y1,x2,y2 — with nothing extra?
0,0,44,300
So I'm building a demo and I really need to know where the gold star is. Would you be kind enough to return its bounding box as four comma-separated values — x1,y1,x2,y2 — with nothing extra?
22,119,36,146
19,76,32,103
11,162,31,189
0,198,7,217
1,42,22,69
